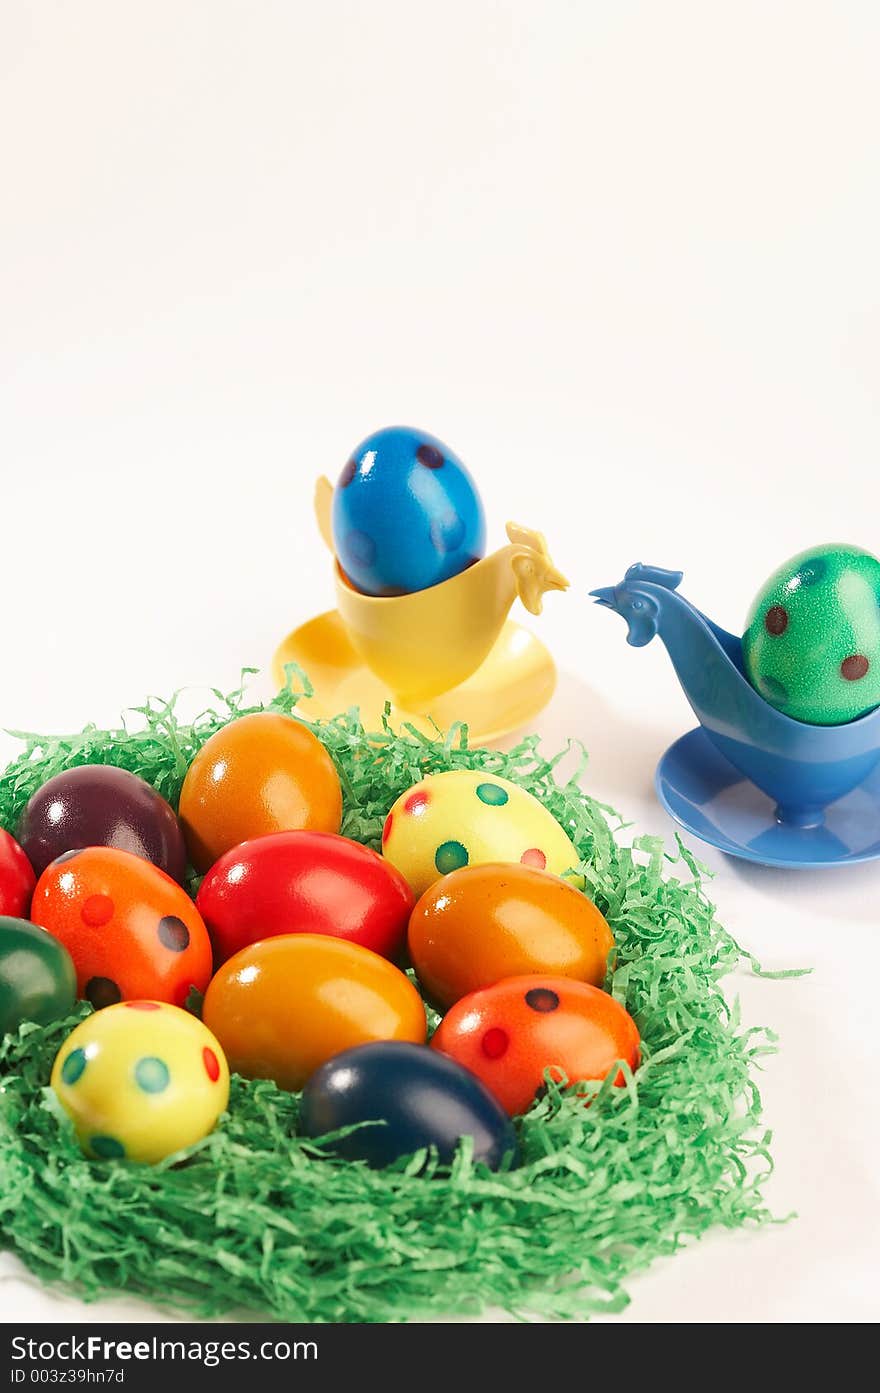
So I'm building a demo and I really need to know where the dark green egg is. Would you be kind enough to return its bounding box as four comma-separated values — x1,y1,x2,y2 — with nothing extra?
743,545,880,725
0,916,77,1036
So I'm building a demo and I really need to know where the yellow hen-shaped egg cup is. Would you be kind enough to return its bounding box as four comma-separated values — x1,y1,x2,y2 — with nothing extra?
272,478,569,742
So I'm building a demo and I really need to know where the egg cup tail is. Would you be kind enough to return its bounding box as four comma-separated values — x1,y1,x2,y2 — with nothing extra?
314,476,335,551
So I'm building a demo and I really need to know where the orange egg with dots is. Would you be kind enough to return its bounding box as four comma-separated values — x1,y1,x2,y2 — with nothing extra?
409,863,614,1008
30,847,212,1009
202,933,427,1092
178,712,343,873
431,975,640,1116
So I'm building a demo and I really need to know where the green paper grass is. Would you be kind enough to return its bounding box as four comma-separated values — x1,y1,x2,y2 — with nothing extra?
0,675,780,1321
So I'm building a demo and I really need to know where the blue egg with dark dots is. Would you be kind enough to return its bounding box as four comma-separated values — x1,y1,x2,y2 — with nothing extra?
331,426,486,596
299,1040,519,1171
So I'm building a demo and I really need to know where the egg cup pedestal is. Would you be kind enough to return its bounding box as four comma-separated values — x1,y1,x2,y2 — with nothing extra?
593,563,880,869
272,480,569,744
273,611,559,743
654,727,880,868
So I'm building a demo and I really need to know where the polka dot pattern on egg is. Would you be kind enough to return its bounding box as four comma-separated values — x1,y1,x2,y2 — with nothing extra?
526,987,560,1013
435,840,469,874
476,783,509,806
520,848,547,869
134,1056,170,1094
91,1135,126,1159
86,976,121,1009
481,1027,509,1059
744,544,880,724
50,1000,230,1165
381,769,580,898
416,443,444,469
841,654,869,681
757,674,789,705
81,893,115,927
158,916,190,952
794,557,828,587
60,1047,87,1085
764,605,788,637
330,426,486,597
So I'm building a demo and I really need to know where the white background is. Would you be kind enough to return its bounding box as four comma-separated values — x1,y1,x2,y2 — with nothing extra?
2,1,879,1323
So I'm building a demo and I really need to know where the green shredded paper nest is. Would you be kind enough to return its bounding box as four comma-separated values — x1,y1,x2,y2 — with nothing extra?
0,674,783,1321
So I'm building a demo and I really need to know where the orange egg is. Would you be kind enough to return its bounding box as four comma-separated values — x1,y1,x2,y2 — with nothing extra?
178,713,343,872
408,863,614,1008
202,934,427,1091
30,847,212,1009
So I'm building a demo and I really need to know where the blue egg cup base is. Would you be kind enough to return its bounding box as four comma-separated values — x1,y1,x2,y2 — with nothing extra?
656,727,880,868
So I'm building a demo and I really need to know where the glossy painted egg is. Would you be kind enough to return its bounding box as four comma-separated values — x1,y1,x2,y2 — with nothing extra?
0,829,35,918
51,1001,229,1163
0,916,77,1035
17,765,187,882
300,1041,519,1171
381,770,579,898
196,830,413,966
178,713,343,873
30,847,212,1009
331,426,486,597
743,545,880,724
431,975,640,1116
202,934,426,1091
409,863,614,1008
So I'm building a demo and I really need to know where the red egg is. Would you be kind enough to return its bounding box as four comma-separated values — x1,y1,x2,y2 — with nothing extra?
196,831,414,965
431,974,640,1116
31,847,212,1009
0,830,35,918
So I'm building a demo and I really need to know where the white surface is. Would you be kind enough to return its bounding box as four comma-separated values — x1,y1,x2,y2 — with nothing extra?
1,0,879,1324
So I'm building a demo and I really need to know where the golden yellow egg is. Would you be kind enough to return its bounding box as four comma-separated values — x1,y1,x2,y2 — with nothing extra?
51,1001,229,1163
381,770,580,898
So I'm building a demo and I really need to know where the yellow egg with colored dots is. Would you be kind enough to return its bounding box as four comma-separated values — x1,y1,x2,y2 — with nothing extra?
51,1001,230,1164
381,770,580,898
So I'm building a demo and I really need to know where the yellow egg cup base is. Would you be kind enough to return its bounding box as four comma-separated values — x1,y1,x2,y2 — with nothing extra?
272,611,557,744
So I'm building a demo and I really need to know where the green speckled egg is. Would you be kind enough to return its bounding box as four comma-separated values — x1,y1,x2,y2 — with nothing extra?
743,544,880,725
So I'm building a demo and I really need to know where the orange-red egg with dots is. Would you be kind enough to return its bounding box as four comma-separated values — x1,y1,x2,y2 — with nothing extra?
30,847,212,1010
431,974,640,1116
178,713,343,873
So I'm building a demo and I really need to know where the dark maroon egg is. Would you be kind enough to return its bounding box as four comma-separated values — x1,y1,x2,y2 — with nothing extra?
17,766,187,883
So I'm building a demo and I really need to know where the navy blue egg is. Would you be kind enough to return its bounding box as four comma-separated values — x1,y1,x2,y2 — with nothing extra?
299,1041,518,1171
331,426,486,596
